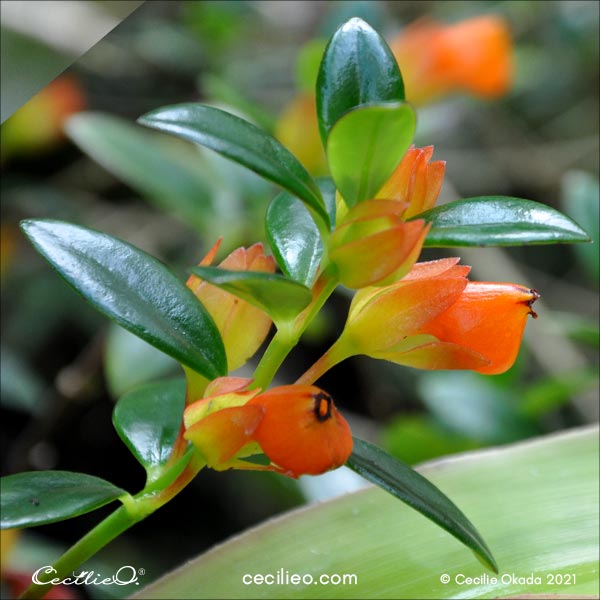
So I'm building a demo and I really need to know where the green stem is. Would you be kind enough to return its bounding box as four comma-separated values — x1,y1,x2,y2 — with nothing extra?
250,270,339,391
20,453,206,600
295,337,351,385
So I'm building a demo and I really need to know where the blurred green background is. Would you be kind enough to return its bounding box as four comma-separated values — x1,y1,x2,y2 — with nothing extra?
1,1,598,597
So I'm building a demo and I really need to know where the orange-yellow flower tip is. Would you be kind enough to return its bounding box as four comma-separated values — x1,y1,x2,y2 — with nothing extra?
204,376,254,397
184,404,265,467
420,283,540,374
390,16,513,104
249,385,353,478
329,200,429,288
377,145,446,217
186,243,275,371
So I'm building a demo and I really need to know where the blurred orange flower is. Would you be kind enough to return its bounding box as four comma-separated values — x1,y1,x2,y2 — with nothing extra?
389,16,513,105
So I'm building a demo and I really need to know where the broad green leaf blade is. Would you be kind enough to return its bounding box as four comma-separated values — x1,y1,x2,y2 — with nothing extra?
65,112,215,233
113,379,186,479
416,197,591,247
266,192,323,287
1,471,127,529
133,426,599,599
316,17,405,144
347,438,497,572
190,267,312,324
20,219,227,380
327,103,416,207
137,104,329,227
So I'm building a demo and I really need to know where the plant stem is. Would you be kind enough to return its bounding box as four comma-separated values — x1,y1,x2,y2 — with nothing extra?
295,338,351,385
19,453,206,600
250,270,339,391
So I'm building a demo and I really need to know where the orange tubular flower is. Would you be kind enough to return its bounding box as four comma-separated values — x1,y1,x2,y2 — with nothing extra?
187,239,275,373
389,16,513,105
377,145,446,219
183,380,353,478
333,258,539,375
329,200,429,288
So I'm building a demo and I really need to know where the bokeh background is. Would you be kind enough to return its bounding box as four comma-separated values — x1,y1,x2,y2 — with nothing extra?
1,1,598,597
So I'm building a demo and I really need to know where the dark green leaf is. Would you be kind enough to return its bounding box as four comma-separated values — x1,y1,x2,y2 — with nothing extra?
1,471,127,529
316,17,405,144
346,437,498,573
138,104,329,227
327,103,415,206
113,379,186,479
266,193,323,287
416,197,591,247
65,113,215,233
316,176,337,225
190,266,312,324
20,220,227,379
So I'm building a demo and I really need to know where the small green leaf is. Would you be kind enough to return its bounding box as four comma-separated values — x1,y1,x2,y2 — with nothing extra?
346,437,498,573
190,267,313,325
20,219,227,380
316,17,405,144
327,103,415,206
138,104,329,227
266,193,323,287
65,113,215,233
416,197,591,247
1,471,127,529
113,379,186,480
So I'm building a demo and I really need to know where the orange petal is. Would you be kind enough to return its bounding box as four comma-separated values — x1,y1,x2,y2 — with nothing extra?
249,385,353,478
346,275,468,352
184,404,264,467
330,220,428,288
183,387,260,428
374,340,490,371
205,376,254,397
403,258,471,280
420,282,540,374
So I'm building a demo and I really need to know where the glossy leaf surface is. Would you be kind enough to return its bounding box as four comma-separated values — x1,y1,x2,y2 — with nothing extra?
327,103,416,206
190,267,313,324
138,104,328,227
347,437,497,572
1,471,127,528
316,17,405,144
113,379,186,479
417,197,591,246
20,220,227,379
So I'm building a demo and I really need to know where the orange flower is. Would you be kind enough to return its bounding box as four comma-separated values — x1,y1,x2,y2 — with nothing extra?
389,16,513,105
376,145,445,218
187,239,275,373
310,258,538,378
183,380,353,478
329,199,429,288
248,385,353,477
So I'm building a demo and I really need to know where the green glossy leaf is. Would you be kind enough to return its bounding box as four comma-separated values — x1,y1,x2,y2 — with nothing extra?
316,17,405,144
137,104,328,227
134,426,599,599
20,219,226,380
327,103,415,207
347,438,497,572
190,266,312,325
1,471,127,529
113,379,186,479
416,197,591,247
65,112,215,233
266,193,322,287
